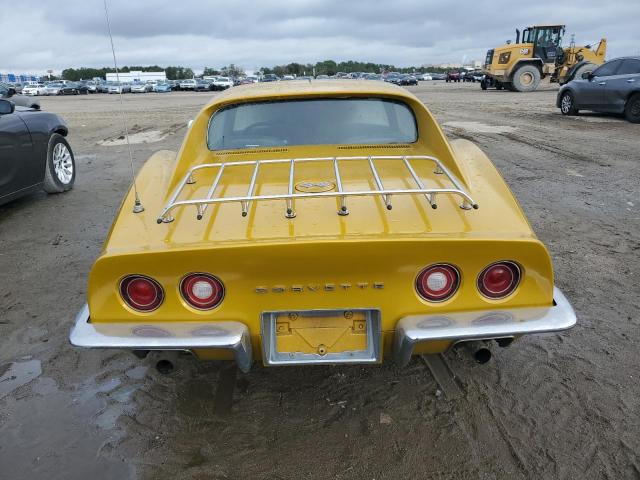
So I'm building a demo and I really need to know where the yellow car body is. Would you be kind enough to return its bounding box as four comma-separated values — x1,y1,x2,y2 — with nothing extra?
71,80,576,371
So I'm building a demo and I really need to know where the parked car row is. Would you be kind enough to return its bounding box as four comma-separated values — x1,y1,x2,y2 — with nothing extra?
256,72,448,82
21,82,88,96
463,70,485,82
13,71,457,99
14,76,239,97
384,73,419,86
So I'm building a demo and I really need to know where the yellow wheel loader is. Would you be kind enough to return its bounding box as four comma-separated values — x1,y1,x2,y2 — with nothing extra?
481,25,606,92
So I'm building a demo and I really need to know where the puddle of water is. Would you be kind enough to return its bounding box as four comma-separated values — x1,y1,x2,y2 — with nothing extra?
443,121,517,134
95,402,135,430
0,360,42,398
0,374,135,479
0,357,148,479
125,365,148,381
98,130,166,146
76,376,121,405
111,384,140,405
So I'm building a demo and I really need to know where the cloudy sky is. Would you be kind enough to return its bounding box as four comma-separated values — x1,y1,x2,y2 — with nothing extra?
2,0,639,74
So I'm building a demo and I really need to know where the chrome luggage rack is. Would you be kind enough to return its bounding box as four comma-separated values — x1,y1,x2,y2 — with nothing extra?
157,155,479,223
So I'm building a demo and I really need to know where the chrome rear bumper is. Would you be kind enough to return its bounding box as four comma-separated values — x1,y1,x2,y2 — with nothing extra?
70,288,575,372
69,304,253,372
393,287,576,366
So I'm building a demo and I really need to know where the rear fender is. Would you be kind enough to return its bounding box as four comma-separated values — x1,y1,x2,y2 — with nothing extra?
449,138,534,233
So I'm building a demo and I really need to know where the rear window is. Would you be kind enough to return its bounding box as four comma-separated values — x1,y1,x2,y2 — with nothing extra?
207,98,418,150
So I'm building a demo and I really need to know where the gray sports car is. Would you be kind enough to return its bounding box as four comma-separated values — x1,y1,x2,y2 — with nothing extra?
0,98,75,205
557,56,640,123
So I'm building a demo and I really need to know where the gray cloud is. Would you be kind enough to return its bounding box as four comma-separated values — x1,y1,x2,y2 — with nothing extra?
3,0,639,74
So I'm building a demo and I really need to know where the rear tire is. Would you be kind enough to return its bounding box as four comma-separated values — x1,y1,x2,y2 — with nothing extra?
512,64,541,92
624,93,640,123
559,91,579,116
43,134,75,193
480,79,488,90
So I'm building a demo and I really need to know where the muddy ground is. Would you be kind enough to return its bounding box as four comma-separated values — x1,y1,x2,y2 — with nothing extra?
1,82,638,480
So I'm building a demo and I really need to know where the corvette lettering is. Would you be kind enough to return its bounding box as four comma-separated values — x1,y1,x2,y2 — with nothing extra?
255,282,384,293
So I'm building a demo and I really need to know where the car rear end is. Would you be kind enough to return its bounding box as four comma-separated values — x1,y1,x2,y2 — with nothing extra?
22,85,38,96
73,227,575,371
180,80,196,90
108,84,121,94
70,82,576,370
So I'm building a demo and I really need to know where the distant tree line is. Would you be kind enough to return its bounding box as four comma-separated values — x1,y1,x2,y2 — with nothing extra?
60,61,449,81
203,64,246,77
260,60,450,76
61,65,195,81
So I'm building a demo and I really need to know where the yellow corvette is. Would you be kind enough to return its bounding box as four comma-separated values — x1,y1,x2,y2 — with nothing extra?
70,80,576,371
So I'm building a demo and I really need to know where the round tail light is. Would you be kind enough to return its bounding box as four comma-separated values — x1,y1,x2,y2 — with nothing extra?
478,261,521,299
120,275,164,312
180,273,225,310
416,264,460,302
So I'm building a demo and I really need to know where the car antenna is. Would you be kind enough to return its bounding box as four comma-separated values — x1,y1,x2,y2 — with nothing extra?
103,0,144,213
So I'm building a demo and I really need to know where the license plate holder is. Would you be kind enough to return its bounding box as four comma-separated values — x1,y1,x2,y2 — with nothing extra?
261,308,381,366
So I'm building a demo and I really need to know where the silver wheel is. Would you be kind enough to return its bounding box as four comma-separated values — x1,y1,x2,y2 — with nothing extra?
53,143,73,184
561,94,572,114
560,92,577,115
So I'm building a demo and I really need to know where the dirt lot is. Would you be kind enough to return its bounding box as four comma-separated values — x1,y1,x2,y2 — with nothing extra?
1,83,639,480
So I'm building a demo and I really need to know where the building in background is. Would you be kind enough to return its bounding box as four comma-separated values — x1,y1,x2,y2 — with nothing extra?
105,71,167,82
0,72,41,83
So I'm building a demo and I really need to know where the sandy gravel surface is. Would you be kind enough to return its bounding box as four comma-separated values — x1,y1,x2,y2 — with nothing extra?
0,83,638,480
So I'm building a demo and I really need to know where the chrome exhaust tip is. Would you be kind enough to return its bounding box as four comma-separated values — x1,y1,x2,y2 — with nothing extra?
473,347,492,364
460,340,492,364
156,359,174,374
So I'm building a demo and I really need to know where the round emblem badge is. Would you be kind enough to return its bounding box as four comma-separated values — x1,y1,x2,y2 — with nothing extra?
295,181,336,193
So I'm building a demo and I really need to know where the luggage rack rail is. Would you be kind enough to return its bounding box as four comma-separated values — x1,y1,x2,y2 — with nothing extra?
157,155,479,223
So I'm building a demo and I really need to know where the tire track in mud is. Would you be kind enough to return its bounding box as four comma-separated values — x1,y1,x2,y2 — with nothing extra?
448,341,640,480
433,354,529,479
445,126,598,167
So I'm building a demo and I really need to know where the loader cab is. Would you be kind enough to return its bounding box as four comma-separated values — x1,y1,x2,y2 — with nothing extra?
522,25,565,64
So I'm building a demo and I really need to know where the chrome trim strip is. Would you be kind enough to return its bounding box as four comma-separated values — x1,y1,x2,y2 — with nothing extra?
69,304,253,372
197,163,226,219
286,158,295,217
261,308,381,366
393,287,577,366
242,161,260,217
333,156,348,214
402,156,436,208
367,156,391,208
